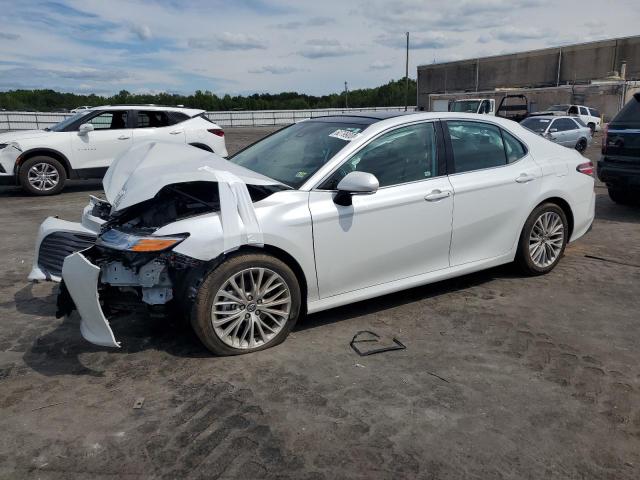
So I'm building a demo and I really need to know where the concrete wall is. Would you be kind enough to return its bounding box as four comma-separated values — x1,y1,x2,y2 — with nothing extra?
417,36,640,109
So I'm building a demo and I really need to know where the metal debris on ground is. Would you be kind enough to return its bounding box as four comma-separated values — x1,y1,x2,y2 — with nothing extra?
350,330,406,356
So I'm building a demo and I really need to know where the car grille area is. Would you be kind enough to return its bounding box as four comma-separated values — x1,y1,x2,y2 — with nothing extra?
38,232,97,278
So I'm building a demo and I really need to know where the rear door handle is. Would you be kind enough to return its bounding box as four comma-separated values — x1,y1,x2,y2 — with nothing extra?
169,130,183,135
515,173,536,183
424,189,452,201
117,135,130,140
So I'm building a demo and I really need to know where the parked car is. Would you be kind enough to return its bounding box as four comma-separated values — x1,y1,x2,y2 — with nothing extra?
70,106,92,113
531,104,602,133
0,105,228,195
597,92,640,205
30,112,594,355
448,94,529,122
521,115,592,152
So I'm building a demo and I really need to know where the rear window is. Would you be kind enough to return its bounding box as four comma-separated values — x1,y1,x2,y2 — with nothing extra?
612,94,640,126
167,111,189,125
589,108,600,117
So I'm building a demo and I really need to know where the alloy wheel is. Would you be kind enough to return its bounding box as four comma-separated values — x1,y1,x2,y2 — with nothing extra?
528,211,564,268
27,162,60,191
211,267,291,349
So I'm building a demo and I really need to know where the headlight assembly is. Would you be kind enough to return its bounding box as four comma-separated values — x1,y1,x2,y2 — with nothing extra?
97,229,188,252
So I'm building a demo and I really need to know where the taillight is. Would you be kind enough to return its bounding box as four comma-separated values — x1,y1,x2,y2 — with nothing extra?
208,128,224,137
601,124,608,154
576,161,594,176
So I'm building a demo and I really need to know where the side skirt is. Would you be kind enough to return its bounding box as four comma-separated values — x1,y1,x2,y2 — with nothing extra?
306,252,514,314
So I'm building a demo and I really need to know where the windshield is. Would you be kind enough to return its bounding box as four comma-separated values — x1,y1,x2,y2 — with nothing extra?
546,104,569,112
451,101,480,113
48,111,92,131
521,117,552,133
229,120,369,188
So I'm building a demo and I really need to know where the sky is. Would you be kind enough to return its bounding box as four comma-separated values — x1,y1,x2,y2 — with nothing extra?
0,0,639,97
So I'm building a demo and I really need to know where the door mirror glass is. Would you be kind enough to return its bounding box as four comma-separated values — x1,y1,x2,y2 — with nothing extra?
549,128,558,133
334,171,379,206
78,123,94,135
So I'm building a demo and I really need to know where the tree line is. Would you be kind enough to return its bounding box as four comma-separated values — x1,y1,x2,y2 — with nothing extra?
0,78,416,112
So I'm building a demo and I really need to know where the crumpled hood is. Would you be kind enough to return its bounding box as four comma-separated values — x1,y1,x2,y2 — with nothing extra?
103,141,283,211
0,129,56,143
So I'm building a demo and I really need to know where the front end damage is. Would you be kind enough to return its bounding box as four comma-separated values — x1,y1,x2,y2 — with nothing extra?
52,142,285,348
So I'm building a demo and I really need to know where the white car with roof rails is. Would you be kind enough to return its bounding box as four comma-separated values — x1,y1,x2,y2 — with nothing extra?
0,105,227,195
30,112,595,356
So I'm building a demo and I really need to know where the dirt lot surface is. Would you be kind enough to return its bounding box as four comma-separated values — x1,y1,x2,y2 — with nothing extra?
1,129,639,479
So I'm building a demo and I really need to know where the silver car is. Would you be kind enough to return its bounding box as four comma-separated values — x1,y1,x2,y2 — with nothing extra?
520,115,592,152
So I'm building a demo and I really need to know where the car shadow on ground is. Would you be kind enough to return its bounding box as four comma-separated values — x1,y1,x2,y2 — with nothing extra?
18,264,520,378
595,189,640,223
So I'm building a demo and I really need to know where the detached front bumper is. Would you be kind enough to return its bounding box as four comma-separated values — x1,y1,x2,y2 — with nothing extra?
61,252,120,348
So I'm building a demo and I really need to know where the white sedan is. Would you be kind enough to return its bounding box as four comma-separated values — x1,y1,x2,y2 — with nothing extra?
0,105,227,195
31,112,595,355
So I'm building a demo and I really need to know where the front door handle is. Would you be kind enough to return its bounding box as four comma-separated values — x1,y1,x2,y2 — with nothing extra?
515,173,536,183
169,130,183,135
424,189,452,201
117,135,130,140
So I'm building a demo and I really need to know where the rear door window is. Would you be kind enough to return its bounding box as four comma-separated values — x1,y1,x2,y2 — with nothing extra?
501,130,527,163
551,118,578,131
589,108,600,117
447,121,506,173
136,110,171,128
579,107,589,115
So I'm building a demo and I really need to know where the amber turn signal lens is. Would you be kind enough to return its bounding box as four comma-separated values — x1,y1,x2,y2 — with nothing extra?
130,238,181,252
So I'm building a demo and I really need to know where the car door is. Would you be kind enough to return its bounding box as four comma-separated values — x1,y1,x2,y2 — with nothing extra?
548,118,577,146
70,110,132,172
444,120,542,266
131,110,186,144
308,121,453,299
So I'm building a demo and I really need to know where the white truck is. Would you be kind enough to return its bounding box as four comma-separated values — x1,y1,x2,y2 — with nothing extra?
449,98,496,115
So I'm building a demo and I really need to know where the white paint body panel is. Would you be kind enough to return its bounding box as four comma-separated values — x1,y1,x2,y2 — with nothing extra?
36,113,595,349
309,177,453,298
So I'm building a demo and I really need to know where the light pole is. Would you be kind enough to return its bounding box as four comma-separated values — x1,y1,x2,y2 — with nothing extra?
344,81,349,109
405,32,410,111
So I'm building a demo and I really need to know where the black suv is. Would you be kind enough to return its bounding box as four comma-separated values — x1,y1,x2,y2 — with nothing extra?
598,92,640,204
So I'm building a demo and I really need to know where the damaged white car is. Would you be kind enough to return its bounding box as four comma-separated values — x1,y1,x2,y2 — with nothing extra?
30,113,595,355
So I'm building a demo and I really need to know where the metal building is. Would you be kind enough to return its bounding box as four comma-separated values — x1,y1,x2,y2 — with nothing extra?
417,35,640,120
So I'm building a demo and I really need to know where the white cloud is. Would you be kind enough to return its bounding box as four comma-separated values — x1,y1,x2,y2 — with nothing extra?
297,39,363,59
376,32,462,50
129,23,152,40
249,65,301,74
188,32,267,50
368,60,393,71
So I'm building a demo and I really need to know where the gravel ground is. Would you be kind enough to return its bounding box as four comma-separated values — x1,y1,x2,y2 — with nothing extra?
0,129,639,479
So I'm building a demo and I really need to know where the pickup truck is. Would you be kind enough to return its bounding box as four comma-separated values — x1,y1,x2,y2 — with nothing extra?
449,95,529,122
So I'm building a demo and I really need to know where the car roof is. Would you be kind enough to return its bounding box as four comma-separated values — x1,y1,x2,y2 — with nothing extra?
307,111,415,125
89,105,204,116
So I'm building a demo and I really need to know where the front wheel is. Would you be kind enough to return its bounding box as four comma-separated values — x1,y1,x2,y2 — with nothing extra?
19,156,66,195
191,253,301,355
608,188,634,205
516,203,568,275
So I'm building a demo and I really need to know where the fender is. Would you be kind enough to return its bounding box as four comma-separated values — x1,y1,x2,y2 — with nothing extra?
16,148,73,177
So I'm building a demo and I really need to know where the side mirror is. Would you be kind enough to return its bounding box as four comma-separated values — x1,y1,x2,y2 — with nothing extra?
78,123,94,135
334,171,379,206
549,128,558,133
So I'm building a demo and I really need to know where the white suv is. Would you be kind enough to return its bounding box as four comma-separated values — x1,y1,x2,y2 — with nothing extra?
0,105,228,195
536,104,602,132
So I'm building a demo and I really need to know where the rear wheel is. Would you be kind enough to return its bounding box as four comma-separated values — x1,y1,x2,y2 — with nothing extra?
516,203,568,275
608,188,634,205
575,138,587,153
19,156,66,195
191,253,301,355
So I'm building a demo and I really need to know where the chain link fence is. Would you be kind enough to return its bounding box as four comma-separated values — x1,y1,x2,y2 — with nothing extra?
0,106,413,132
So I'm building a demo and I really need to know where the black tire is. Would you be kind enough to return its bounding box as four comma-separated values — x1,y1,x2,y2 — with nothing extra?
516,202,568,275
18,156,67,195
191,252,302,356
608,188,634,205
587,123,596,134
575,138,587,153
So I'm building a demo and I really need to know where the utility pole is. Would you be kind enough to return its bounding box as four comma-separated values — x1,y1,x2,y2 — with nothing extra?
405,32,409,111
344,81,348,109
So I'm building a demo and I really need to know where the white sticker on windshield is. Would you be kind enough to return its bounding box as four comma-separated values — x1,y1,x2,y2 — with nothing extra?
329,128,362,141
